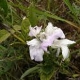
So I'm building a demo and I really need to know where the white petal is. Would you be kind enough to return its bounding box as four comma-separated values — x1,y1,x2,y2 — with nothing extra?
29,46,37,60
27,39,40,47
40,28,65,49
45,22,65,39
53,28,65,38
40,33,59,51
29,46,44,61
29,26,42,37
34,48,44,61
45,22,56,35
58,39,75,45
61,46,69,60
51,39,75,48
28,26,34,36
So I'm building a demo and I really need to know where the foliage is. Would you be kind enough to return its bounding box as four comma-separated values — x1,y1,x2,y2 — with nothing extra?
63,0,80,25
0,0,80,80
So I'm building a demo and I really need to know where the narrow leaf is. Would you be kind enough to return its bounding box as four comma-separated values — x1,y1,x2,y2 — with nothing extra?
34,9,80,30
21,66,40,79
63,0,75,15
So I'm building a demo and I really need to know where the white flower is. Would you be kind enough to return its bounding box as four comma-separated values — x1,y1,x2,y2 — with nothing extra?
51,39,75,60
29,26,42,37
40,22,65,50
27,22,66,61
45,22,65,38
27,22,75,61
27,39,44,61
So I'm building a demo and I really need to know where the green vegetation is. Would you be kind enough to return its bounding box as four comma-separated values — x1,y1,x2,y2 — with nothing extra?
0,0,80,80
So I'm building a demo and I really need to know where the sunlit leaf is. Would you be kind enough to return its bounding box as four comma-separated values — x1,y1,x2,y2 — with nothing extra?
72,74,80,78
21,18,30,41
0,29,10,43
13,25,21,31
0,25,21,43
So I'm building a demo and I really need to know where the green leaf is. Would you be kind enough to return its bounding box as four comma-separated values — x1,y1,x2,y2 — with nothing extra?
39,52,59,80
0,24,21,43
63,0,78,16
28,3,38,26
21,18,30,41
13,25,21,31
34,8,80,30
20,66,40,79
0,45,6,51
0,0,8,16
40,66,56,80
63,0,80,24
63,0,74,14
0,60,13,75
0,45,7,57
0,29,10,43
40,63,55,80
